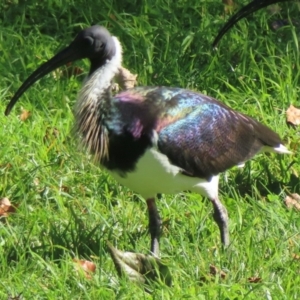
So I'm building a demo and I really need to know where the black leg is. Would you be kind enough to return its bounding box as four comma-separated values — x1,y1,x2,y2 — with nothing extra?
211,197,229,246
146,198,161,256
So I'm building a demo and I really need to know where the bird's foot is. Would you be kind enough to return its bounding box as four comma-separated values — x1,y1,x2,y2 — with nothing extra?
107,242,171,286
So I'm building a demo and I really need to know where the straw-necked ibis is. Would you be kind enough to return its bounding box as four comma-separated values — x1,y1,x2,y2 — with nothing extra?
6,25,290,281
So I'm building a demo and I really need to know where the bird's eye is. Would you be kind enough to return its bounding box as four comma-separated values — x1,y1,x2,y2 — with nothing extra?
94,41,105,52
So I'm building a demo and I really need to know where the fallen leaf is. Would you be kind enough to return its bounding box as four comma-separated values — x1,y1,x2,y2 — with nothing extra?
209,264,226,279
109,14,116,21
0,163,12,169
286,105,300,126
7,293,23,300
52,63,83,79
222,0,234,5
19,109,31,121
199,265,226,284
292,253,300,260
73,259,96,279
248,277,262,283
284,193,300,211
63,62,84,78
222,0,236,14
59,184,70,193
43,127,59,143
0,197,17,217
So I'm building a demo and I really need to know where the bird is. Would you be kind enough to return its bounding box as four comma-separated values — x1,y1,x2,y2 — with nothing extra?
213,0,292,47
6,25,290,281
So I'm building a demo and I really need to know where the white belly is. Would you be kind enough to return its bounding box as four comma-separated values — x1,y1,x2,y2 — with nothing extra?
109,148,219,200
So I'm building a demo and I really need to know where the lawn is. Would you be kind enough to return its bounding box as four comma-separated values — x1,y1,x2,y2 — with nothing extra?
1,0,300,299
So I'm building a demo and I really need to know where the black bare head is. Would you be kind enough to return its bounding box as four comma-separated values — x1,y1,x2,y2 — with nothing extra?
5,25,116,115
72,25,116,73
212,0,289,48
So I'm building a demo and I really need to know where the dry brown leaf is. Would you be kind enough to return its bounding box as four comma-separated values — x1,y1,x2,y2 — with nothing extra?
7,294,23,300
292,253,300,260
43,127,59,143
222,0,236,14
248,277,262,283
284,193,300,211
52,63,83,79
209,264,226,279
109,14,116,21
199,264,226,284
60,185,70,193
222,0,234,5
286,105,300,126
81,207,89,214
0,197,17,217
73,259,96,279
19,109,31,121
0,163,12,169
63,62,84,78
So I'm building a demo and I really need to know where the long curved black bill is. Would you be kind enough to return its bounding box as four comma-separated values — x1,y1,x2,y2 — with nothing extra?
5,45,81,116
212,0,293,48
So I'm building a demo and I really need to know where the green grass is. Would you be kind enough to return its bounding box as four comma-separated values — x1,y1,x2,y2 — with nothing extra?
1,0,300,298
